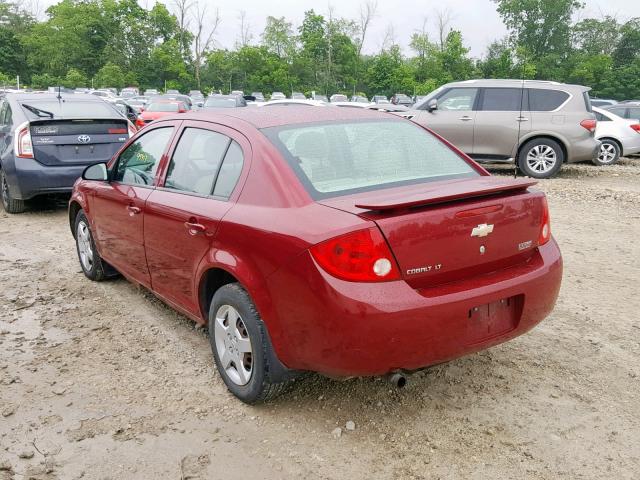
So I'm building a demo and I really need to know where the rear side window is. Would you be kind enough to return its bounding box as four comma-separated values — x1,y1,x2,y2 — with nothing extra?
264,120,478,199
113,127,174,185
165,128,230,196
479,88,525,111
436,88,478,111
213,142,244,198
594,112,611,122
0,101,11,125
164,127,244,198
528,89,570,111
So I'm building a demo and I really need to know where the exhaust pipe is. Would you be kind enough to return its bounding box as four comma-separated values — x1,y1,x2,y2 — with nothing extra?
387,372,408,389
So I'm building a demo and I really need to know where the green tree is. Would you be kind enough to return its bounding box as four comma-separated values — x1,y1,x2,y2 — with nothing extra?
63,68,87,88
94,62,125,89
261,16,295,59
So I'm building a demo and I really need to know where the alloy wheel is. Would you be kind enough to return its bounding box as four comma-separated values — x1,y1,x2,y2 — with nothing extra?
214,305,253,386
1,171,9,208
526,145,558,174
598,142,618,164
76,220,94,271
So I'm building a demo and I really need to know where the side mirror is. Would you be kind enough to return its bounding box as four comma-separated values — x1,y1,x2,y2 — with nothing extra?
427,99,438,112
82,162,109,181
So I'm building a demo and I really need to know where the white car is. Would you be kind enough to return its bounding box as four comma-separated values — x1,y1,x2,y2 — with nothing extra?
593,107,640,165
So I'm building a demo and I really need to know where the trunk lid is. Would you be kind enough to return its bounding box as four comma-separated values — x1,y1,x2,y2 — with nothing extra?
319,177,545,288
29,119,129,166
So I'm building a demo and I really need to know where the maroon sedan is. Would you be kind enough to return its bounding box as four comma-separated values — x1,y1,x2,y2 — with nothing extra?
69,107,562,403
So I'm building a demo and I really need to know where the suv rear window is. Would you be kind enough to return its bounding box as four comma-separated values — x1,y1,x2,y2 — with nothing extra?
263,120,478,199
528,89,570,111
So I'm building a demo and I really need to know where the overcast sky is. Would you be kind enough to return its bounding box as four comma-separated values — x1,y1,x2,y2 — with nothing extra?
40,0,640,58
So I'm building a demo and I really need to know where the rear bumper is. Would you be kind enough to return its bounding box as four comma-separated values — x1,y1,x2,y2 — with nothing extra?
265,239,563,377
566,138,601,163
2,156,85,200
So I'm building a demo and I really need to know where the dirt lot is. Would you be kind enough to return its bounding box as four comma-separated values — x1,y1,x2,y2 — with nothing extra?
1,158,639,480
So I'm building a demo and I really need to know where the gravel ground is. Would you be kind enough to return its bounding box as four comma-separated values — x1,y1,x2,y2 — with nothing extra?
1,158,639,479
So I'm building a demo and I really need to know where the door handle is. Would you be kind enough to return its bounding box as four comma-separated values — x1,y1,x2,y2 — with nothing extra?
126,205,141,216
516,116,529,122
459,116,473,121
184,221,207,235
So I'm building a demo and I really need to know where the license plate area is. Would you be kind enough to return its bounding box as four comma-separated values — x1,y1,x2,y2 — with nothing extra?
467,295,523,344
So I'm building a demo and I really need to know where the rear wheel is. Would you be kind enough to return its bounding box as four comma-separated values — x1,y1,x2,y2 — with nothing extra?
592,139,620,166
518,138,564,179
0,169,26,214
209,283,289,403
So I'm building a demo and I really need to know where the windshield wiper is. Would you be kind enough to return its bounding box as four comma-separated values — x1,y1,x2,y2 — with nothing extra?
21,103,55,118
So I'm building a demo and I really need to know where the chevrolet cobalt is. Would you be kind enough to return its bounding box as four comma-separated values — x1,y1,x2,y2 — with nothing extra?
69,107,562,403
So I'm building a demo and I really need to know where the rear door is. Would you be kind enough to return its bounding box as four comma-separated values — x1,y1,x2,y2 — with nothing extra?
412,87,478,154
89,125,176,287
144,121,248,316
473,87,529,158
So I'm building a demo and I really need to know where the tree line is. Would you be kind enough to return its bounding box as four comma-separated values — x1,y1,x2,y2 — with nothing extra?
0,0,638,99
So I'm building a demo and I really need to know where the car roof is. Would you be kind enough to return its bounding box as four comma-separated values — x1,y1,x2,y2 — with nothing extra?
7,92,108,102
442,79,591,91
166,105,400,129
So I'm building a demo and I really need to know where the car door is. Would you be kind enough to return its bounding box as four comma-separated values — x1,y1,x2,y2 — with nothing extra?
89,124,176,287
144,121,249,317
627,107,640,121
412,87,478,154
473,87,530,159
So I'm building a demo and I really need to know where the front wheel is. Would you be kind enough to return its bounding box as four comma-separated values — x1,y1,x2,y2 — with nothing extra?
518,138,564,179
592,139,620,166
74,210,111,281
0,169,25,214
209,283,289,403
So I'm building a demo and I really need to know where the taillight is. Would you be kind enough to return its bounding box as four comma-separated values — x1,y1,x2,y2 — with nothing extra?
15,123,34,159
134,118,144,130
538,197,551,246
630,124,640,134
580,119,597,133
310,227,401,282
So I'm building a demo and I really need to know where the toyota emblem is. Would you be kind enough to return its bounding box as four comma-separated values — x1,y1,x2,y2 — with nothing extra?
78,135,91,144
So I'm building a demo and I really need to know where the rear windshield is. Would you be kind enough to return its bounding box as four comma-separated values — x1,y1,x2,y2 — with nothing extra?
263,120,478,199
146,102,180,112
20,100,118,118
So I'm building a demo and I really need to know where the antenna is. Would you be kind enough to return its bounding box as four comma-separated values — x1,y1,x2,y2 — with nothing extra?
57,85,62,102
515,49,526,179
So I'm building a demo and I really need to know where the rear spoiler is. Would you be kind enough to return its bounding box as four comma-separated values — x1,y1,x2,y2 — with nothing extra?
354,178,537,211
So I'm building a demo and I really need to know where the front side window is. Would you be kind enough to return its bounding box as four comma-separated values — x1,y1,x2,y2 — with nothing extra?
113,127,174,185
436,88,478,111
264,120,478,199
479,88,525,111
164,128,230,195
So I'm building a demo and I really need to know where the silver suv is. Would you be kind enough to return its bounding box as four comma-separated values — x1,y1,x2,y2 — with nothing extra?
408,79,600,178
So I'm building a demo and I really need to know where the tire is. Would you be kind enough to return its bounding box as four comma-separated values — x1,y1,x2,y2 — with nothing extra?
0,168,26,214
592,139,621,166
518,138,564,179
74,210,109,281
209,283,289,404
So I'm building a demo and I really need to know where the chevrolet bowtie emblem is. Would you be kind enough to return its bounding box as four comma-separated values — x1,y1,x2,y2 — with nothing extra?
471,223,494,238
